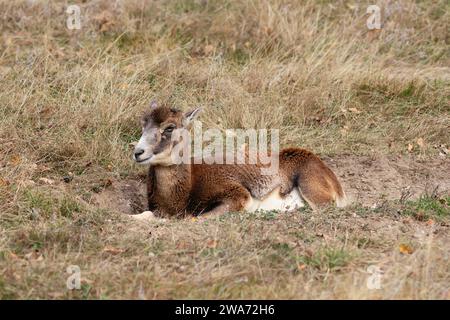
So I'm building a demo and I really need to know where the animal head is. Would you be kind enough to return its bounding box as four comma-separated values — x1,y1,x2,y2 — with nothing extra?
133,101,201,165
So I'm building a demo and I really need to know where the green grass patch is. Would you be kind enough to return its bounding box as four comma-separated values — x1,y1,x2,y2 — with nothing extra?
402,195,450,221
21,189,84,220
297,247,352,271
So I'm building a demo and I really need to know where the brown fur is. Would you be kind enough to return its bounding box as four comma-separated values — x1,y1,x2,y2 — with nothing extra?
139,106,346,218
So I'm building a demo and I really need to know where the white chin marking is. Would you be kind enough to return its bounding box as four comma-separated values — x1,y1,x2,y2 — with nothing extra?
246,187,304,212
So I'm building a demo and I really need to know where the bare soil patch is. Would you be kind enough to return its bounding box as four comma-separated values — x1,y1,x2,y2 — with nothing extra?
325,155,450,207
92,176,147,215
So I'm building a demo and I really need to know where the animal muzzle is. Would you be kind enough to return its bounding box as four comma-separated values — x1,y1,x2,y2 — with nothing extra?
133,147,153,163
133,148,144,160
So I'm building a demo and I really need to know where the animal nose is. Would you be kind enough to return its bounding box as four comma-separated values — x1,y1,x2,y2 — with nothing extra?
134,148,145,159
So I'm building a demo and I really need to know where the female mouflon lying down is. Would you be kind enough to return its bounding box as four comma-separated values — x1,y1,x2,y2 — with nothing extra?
133,103,346,218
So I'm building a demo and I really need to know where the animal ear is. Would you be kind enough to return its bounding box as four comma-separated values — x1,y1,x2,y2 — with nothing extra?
150,100,158,109
183,107,202,127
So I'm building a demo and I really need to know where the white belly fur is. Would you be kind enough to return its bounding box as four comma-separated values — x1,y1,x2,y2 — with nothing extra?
245,187,305,212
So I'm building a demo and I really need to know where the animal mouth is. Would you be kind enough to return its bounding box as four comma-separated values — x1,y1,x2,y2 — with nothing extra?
135,156,152,163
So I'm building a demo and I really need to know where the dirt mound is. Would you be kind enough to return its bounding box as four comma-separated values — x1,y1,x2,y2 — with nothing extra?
92,177,147,215
93,156,450,214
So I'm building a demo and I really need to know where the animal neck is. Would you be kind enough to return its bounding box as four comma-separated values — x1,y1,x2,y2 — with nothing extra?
153,163,192,211
154,163,191,181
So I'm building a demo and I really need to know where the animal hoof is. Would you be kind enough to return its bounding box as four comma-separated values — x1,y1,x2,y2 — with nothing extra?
131,211,155,220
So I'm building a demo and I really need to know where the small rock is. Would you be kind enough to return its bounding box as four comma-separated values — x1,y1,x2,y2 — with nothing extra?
63,176,73,183
39,177,55,185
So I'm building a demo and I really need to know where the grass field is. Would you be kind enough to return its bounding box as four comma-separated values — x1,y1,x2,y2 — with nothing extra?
0,0,449,299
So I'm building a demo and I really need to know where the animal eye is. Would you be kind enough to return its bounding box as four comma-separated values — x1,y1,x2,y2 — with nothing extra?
164,126,175,133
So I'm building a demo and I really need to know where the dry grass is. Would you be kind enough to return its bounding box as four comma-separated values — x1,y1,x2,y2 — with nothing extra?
1,198,449,299
0,0,449,299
